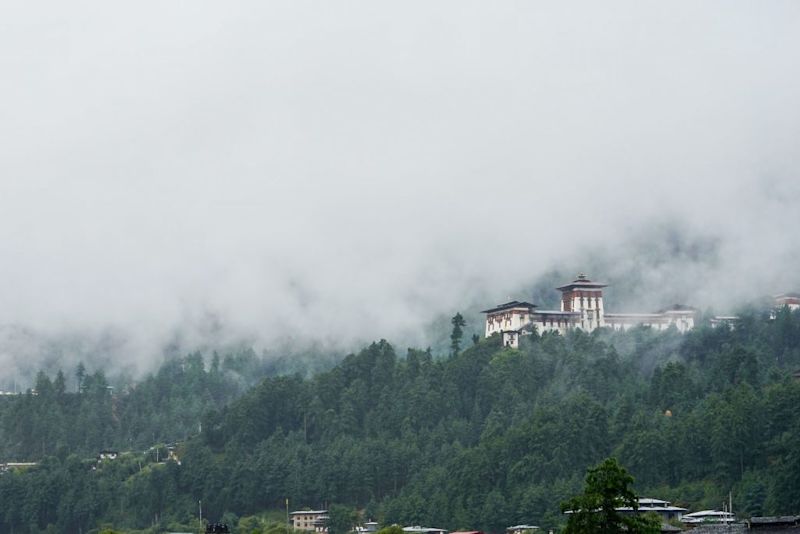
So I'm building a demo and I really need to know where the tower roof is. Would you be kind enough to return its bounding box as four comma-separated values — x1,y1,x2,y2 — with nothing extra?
556,273,607,292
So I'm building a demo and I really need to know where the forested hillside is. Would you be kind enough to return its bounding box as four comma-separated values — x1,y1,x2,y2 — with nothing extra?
0,349,273,461
1,309,799,533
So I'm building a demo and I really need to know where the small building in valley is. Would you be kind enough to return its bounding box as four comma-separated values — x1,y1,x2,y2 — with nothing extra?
680,510,736,525
291,510,329,532
97,450,118,461
402,526,448,534
506,525,540,534
615,497,688,522
356,522,379,534
774,293,800,311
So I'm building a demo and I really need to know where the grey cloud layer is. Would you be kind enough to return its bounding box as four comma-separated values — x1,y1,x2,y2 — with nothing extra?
1,2,798,375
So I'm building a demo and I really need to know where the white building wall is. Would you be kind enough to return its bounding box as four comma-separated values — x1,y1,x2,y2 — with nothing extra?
563,291,605,332
606,312,695,332
486,309,531,337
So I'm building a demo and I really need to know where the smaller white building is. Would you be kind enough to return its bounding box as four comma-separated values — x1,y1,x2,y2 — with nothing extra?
355,522,379,534
616,497,688,522
774,293,800,311
506,525,540,534
710,316,739,328
605,306,696,333
291,510,329,532
97,450,118,461
402,526,448,534
482,301,539,348
680,510,736,524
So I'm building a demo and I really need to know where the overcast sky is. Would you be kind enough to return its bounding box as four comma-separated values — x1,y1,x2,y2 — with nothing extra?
1,2,799,376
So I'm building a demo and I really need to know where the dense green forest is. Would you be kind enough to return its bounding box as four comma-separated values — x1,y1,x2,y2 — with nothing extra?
0,350,272,460
1,308,799,533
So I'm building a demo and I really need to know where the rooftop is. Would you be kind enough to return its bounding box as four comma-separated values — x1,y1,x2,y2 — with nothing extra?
615,496,687,513
556,273,608,292
481,301,537,314
658,304,698,313
681,510,736,524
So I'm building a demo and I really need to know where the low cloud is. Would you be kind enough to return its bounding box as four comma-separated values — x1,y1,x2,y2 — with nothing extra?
1,2,798,380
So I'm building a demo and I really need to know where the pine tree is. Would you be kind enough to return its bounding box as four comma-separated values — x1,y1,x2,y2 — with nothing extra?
450,312,466,356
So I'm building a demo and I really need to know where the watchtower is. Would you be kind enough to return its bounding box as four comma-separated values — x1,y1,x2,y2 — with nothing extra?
556,274,607,331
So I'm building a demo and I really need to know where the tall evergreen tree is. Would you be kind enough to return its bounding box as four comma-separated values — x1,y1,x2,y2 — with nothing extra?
450,312,466,356
561,458,660,534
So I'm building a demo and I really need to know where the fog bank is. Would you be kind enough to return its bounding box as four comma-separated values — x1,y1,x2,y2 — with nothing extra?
1,2,799,377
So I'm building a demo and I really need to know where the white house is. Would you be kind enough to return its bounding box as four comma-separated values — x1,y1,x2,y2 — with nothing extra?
291,510,329,532
402,526,448,534
97,450,118,461
774,293,800,311
680,510,736,524
506,525,540,534
615,497,688,522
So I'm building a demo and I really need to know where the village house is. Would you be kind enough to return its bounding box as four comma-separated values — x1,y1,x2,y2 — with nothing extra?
97,450,118,461
680,510,736,525
506,525,540,534
615,497,688,522
774,293,800,311
483,274,697,348
291,510,329,533
402,527,448,534
355,522,379,534
564,497,688,525
0,462,37,473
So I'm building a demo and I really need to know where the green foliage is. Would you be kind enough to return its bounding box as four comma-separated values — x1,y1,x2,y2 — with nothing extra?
1,310,800,533
451,312,466,356
375,526,403,534
0,350,263,461
561,458,659,534
327,504,358,534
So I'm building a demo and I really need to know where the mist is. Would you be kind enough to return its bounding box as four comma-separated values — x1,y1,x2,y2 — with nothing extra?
1,2,799,378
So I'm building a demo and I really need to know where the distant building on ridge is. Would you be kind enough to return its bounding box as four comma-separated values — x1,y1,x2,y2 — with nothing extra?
774,292,800,311
483,274,697,348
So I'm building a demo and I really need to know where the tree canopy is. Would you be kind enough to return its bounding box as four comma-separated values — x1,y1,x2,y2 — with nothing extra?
0,308,799,532
562,458,660,534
